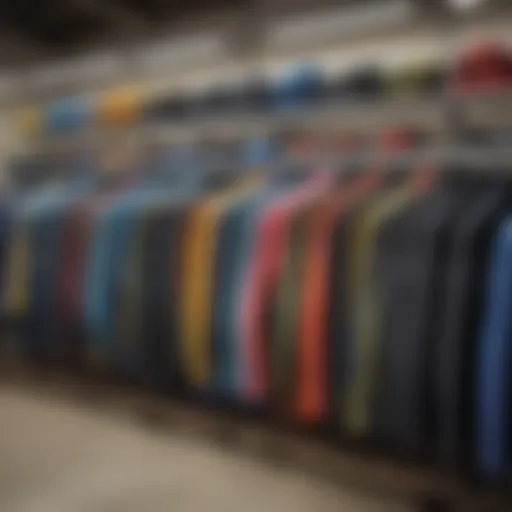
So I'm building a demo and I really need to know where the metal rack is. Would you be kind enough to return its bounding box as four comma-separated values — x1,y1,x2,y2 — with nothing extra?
5,92,512,511
17,92,512,156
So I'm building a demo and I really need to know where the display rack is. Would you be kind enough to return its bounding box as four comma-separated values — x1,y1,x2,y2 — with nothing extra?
5,91,512,512
18,92,512,156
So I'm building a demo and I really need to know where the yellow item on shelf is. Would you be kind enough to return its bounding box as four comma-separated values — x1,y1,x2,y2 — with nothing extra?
97,88,141,127
17,107,42,138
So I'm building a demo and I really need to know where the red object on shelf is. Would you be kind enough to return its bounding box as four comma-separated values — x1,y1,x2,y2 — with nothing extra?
449,41,512,95
378,127,419,151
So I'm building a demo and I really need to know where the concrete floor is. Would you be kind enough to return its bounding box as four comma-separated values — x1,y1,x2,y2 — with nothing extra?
0,387,411,512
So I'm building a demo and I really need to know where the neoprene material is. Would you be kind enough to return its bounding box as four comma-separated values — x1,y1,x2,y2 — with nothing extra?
122,198,191,388
297,174,382,426
83,191,167,368
344,170,435,438
328,205,361,430
57,198,110,366
269,205,312,413
295,195,343,424
475,214,512,480
0,202,12,313
30,202,71,360
212,197,258,400
239,175,331,406
435,188,507,469
129,198,191,386
240,190,306,405
116,203,158,377
210,189,283,402
370,188,467,457
179,179,260,391
180,197,217,389
3,219,31,323
166,208,190,391
263,174,335,412
115,195,190,378
6,192,73,356
10,164,512,486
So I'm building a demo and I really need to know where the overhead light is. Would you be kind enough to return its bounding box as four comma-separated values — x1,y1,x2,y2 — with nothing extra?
447,0,487,11
29,53,123,91
136,33,227,73
268,0,415,50
0,75,19,101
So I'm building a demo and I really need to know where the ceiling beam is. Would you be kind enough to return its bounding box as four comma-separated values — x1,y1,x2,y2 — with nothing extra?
70,0,148,32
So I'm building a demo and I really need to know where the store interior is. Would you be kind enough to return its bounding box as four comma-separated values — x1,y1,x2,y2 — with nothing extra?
1,1,512,511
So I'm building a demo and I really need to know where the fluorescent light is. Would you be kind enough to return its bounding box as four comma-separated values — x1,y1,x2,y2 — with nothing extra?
448,0,487,11
29,53,123,90
267,0,415,50
137,33,227,73
0,75,19,100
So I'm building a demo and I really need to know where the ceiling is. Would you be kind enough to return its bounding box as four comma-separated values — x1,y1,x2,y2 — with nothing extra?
0,0,505,66
0,0,242,56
